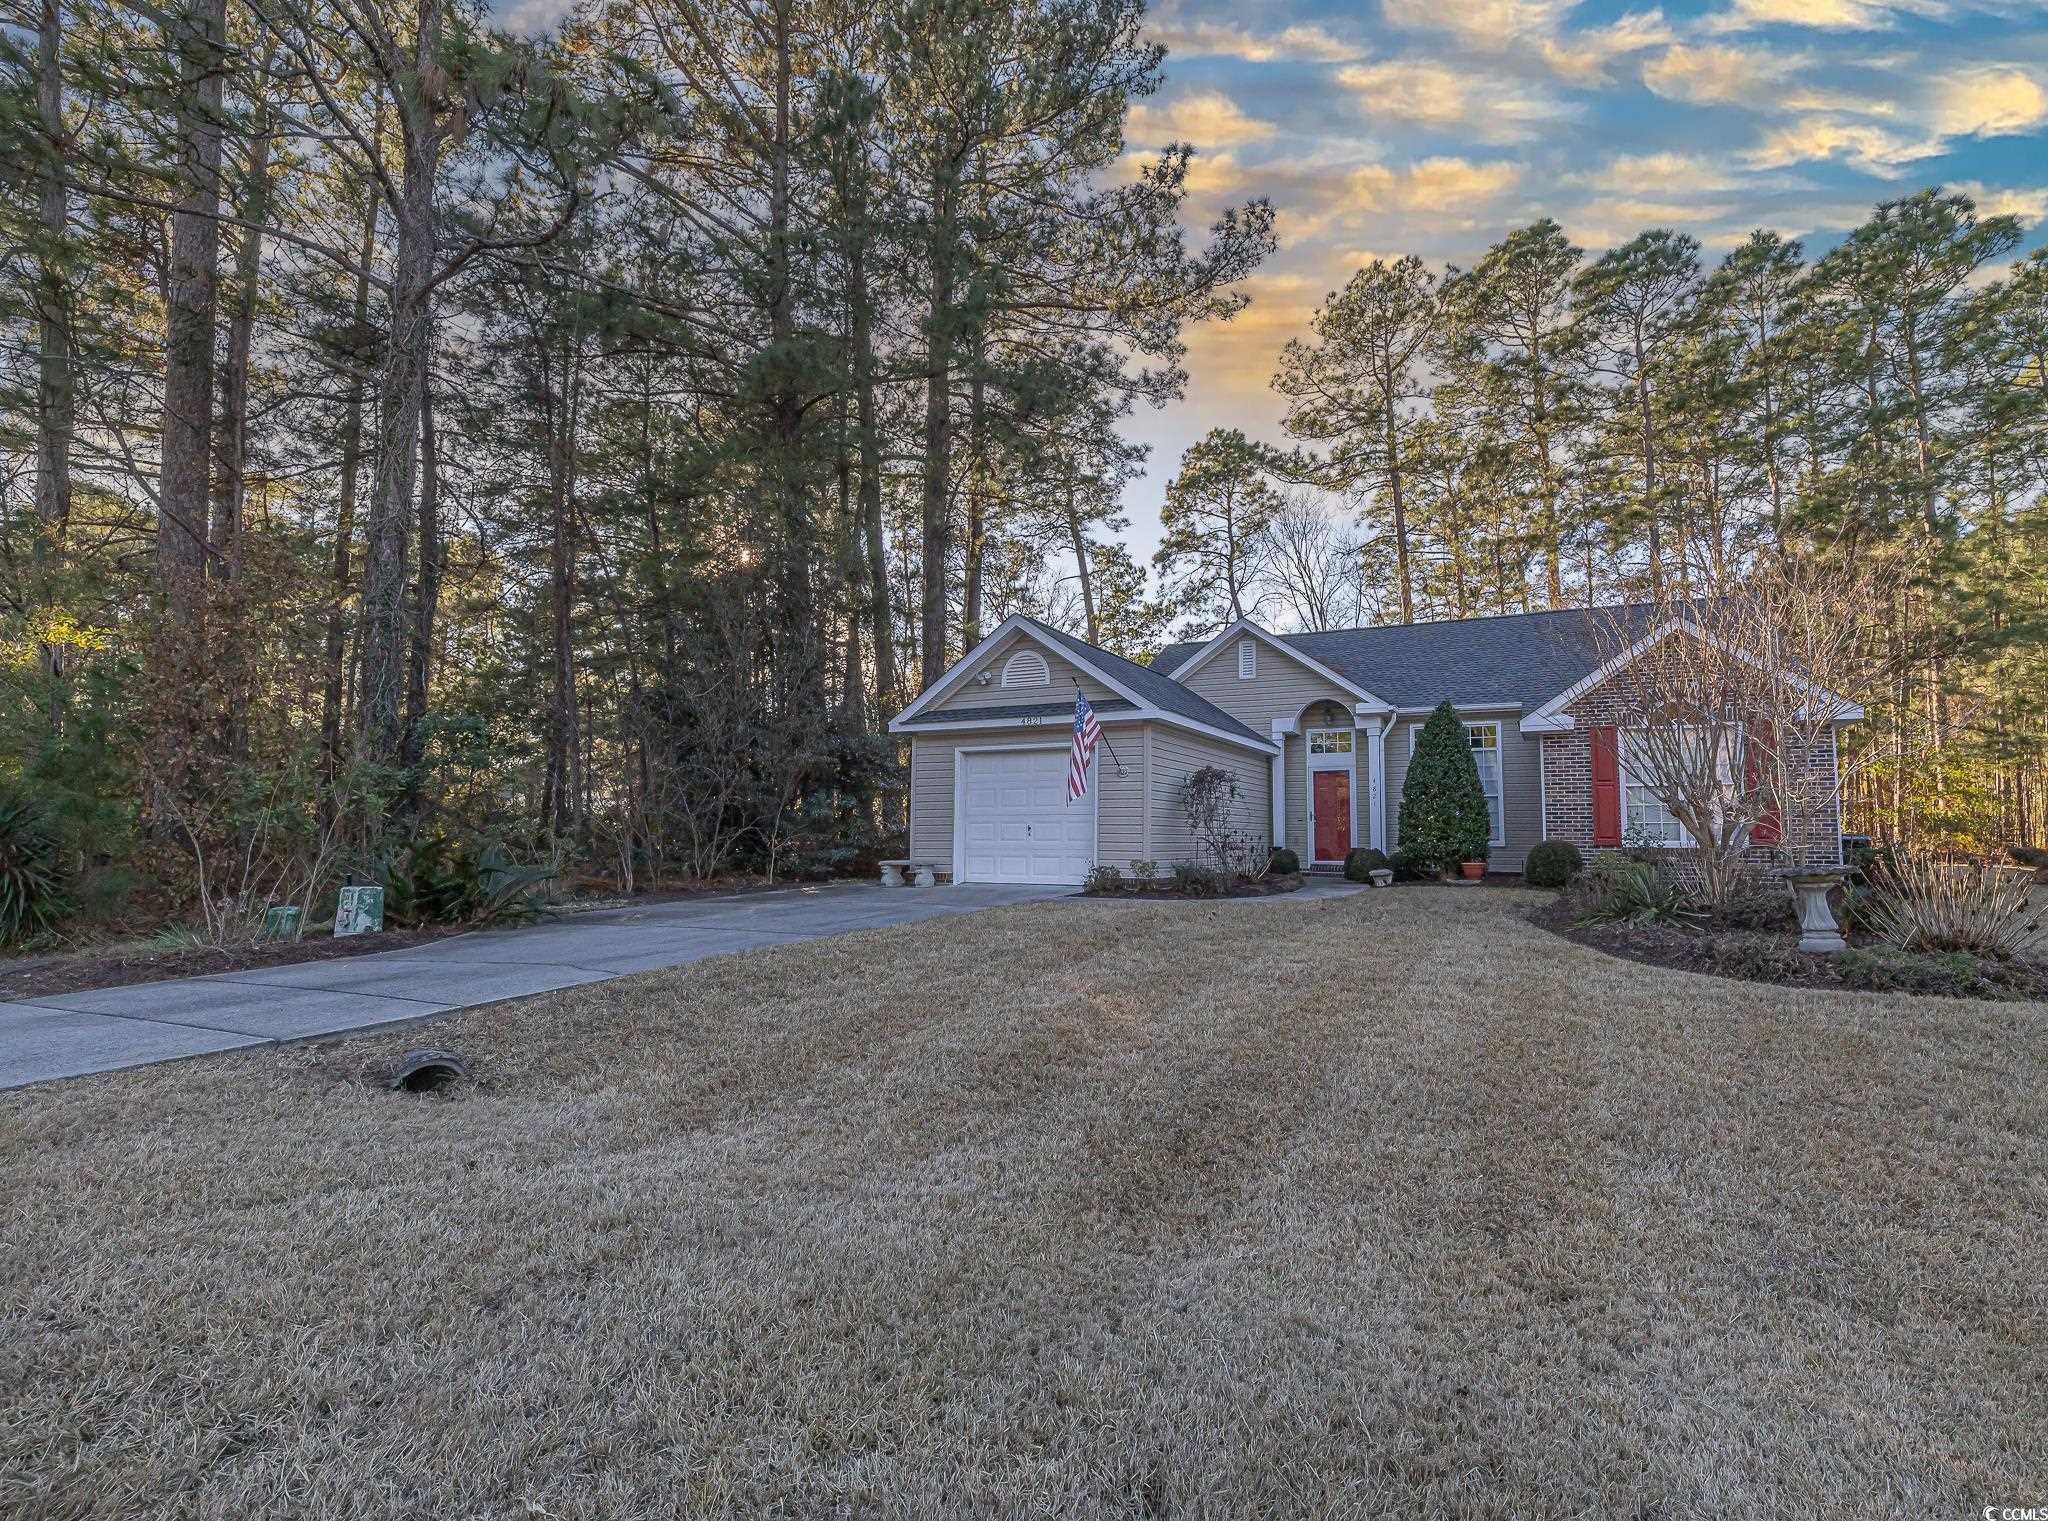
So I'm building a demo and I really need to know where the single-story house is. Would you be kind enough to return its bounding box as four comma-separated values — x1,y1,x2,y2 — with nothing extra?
888,609,1857,884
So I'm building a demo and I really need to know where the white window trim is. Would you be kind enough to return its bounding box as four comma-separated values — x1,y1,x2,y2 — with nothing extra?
950,741,1098,885
1616,725,1745,850
1305,726,1359,863
1407,720,1506,849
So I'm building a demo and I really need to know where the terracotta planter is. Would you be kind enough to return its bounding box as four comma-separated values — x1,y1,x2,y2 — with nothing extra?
1459,861,1485,881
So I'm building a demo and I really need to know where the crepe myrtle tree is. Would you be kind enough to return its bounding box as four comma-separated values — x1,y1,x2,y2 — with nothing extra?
1581,554,1919,911
1399,702,1492,875
1180,765,1267,880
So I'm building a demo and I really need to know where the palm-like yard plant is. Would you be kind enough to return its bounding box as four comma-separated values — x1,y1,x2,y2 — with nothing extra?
0,795,71,946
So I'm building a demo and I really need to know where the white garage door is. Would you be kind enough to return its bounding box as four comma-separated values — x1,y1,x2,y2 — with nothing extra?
958,747,1095,884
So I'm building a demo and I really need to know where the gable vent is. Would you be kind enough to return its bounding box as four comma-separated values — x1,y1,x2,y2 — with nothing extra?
1238,638,1256,679
1001,649,1050,688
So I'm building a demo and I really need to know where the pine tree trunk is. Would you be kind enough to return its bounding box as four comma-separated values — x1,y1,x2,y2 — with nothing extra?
357,10,442,774
401,330,440,789
210,88,277,579
919,164,958,691
157,0,227,641
321,179,379,801
34,0,71,534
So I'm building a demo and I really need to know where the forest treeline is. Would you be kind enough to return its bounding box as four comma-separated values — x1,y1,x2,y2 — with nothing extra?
0,0,2042,937
0,0,1273,921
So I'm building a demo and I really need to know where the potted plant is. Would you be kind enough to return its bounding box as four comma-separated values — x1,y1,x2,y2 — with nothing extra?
1459,853,1487,882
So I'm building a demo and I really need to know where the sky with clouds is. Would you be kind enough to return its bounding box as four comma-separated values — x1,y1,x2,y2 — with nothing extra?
1116,0,2048,557
499,0,2048,561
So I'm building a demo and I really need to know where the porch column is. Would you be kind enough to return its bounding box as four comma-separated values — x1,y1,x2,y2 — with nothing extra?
1357,707,1389,852
1268,719,1292,847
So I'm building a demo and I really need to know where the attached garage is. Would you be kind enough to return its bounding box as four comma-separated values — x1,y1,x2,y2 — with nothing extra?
891,617,1280,883
955,745,1095,884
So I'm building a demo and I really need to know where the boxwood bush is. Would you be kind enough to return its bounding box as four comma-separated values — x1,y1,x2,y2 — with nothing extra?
1269,846,1301,876
1343,847,1389,882
1523,840,1584,890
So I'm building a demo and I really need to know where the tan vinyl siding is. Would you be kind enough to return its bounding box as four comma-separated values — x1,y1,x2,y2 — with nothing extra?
1148,729,1271,867
925,632,1120,712
1173,640,1356,734
1177,646,1357,862
1387,711,1542,872
907,723,1145,871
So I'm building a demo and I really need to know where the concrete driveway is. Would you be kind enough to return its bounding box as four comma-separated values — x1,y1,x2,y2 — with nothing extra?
0,882,1066,1091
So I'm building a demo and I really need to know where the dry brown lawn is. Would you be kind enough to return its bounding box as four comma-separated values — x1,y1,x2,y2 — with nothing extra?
4,887,2043,1518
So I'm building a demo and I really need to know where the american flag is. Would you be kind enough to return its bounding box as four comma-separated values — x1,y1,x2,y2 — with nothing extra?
1069,689,1102,801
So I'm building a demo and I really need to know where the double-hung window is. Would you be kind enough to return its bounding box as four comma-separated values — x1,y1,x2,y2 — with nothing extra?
1619,726,1740,847
1466,723,1503,846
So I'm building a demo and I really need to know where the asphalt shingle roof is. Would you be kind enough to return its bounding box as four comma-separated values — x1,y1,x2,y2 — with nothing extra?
1155,606,1657,712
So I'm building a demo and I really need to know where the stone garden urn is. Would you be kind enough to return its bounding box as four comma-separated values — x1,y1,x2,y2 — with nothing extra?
1789,870,1848,954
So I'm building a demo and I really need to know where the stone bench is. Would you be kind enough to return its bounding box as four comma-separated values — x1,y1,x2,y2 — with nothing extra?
879,859,942,887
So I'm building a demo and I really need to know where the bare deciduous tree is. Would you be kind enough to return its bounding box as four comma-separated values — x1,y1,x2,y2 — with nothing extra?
1583,554,1925,909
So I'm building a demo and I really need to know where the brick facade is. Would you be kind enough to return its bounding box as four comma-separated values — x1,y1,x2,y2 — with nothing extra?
1539,665,1843,869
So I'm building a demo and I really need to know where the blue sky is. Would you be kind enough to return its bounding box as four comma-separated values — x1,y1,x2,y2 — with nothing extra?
1116,0,2048,556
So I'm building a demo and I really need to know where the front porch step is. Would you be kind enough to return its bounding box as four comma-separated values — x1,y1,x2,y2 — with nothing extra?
1306,864,1348,877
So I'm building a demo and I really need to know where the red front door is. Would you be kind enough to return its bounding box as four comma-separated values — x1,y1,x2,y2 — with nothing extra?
1313,771,1351,861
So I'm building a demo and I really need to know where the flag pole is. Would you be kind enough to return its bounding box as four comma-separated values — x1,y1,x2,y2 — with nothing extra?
1075,676,1127,776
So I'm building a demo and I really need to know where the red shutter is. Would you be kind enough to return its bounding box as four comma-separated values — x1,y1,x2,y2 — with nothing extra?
1747,721,1781,845
1590,725,1621,846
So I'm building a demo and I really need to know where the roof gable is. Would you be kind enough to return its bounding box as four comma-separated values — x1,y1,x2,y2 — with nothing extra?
891,615,1273,751
1164,619,1390,709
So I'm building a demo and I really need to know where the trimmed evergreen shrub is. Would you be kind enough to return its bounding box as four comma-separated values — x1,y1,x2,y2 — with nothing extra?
1269,846,1301,876
1396,702,1491,874
1523,840,1584,890
1343,847,1389,882
1389,845,1434,880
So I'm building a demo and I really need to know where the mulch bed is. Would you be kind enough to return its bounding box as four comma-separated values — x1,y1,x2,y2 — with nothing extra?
1527,896,2048,1000
1528,897,1843,990
1085,872,1306,901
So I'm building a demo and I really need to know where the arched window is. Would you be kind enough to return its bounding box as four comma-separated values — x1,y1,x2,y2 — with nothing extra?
1001,648,1050,688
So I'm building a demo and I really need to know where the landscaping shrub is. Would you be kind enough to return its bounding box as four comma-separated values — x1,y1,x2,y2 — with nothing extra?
1837,944,1988,998
1268,847,1300,876
1706,873,1795,931
1862,851,2045,958
1083,864,1124,895
1704,932,1810,983
1396,702,1491,874
0,794,71,946
1343,847,1388,882
1169,862,1225,896
1522,840,1583,890
1571,853,1704,929
379,836,554,928
2009,844,2048,869
1130,859,1160,884
1388,844,1434,881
